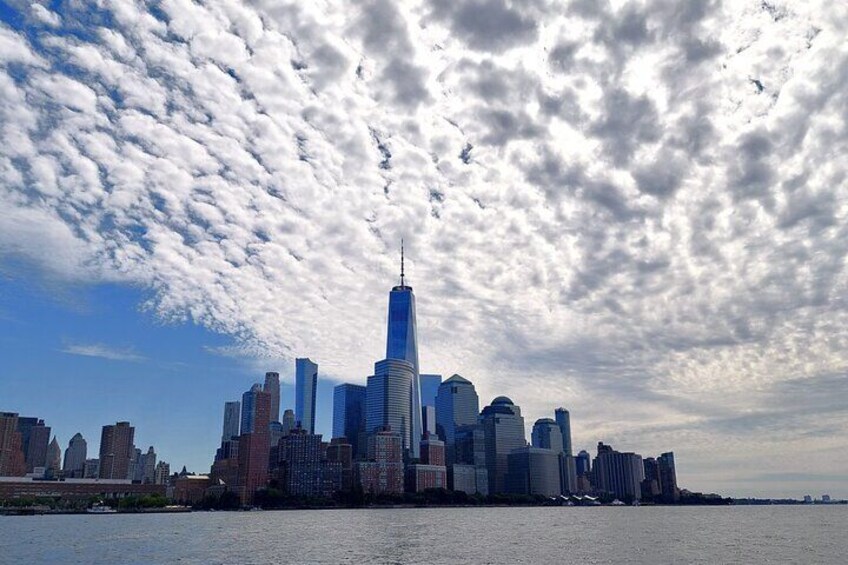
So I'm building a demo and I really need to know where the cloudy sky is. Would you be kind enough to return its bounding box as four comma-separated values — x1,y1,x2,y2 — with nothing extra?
1,0,847,498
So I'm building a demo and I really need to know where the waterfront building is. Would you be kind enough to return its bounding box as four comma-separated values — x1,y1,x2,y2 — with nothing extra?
237,388,271,504
264,371,281,424
222,401,241,442
560,454,578,494
451,423,488,495
384,244,423,459
435,374,480,463
98,422,135,480
555,408,572,456
658,452,680,503
450,464,478,494
282,409,296,436
531,418,564,454
592,442,645,501
295,358,318,433
480,397,526,494
62,433,87,478
366,358,414,458
46,436,61,477
355,427,404,495
173,475,212,505
407,433,447,492
83,458,100,479
326,438,354,491
506,446,562,497
277,429,341,498
240,383,263,434
154,460,170,485
17,417,51,473
0,412,26,477
420,433,446,466
0,477,165,501
420,374,442,408
332,383,367,459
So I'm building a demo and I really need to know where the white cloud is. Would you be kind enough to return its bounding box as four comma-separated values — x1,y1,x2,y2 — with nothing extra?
61,342,145,363
1,0,847,496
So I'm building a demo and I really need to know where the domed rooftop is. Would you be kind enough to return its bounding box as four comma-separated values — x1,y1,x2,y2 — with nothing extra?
535,417,556,425
491,396,514,406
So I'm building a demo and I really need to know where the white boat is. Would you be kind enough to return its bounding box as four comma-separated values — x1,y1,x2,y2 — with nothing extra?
87,505,117,514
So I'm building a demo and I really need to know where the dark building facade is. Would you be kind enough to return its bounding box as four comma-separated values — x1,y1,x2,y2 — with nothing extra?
98,422,135,480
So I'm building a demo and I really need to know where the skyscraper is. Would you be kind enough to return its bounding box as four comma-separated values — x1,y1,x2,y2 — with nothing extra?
333,383,367,459
505,447,562,497
658,451,680,502
0,413,26,477
46,436,61,476
63,433,87,478
481,396,526,494
98,421,135,480
295,358,318,434
241,383,263,435
366,358,414,458
238,388,271,504
531,418,564,454
555,407,572,456
592,442,645,501
385,242,422,458
264,371,281,424
435,374,480,463
142,446,157,484
17,417,50,473
355,427,404,495
222,401,241,442
422,405,437,436
420,374,442,407
282,409,296,436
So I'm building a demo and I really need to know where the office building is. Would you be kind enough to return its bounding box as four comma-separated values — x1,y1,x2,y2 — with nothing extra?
238,388,271,504
355,427,404,495
451,423,488,495
332,383,367,459
46,436,61,476
384,245,423,459
555,408,572,456
222,401,241,442
531,418,564,454
282,409,296,436
295,358,318,433
407,433,447,492
658,451,680,502
420,374,442,407
506,446,562,497
481,397,526,494
98,422,135,480
18,417,51,473
0,412,26,477
241,383,263,435
62,433,87,478
366,358,414,458
576,449,591,477
422,405,436,436
592,442,645,501
560,453,578,494
435,374,480,464
265,371,281,424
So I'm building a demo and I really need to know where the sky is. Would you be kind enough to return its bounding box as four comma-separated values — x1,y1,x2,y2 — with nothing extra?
0,0,846,499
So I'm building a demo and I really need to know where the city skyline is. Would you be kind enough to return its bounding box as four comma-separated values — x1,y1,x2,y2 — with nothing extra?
2,1,848,500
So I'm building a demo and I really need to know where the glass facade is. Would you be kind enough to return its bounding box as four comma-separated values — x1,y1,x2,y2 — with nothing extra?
419,374,442,407
435,374,480,448
333,383,367,459
531,418,564,454
555,407,572,456
366,358,414,458
240,384,262,434
481,397,526,495
386,286,422,458
295,358,318,433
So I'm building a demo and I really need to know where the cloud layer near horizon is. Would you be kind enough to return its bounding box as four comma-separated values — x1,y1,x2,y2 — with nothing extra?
2,0,847,495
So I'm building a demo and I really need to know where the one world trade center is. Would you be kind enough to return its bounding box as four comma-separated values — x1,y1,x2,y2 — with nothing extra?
385,242,423,459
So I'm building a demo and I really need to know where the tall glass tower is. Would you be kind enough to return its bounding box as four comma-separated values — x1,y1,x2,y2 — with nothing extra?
295,358,318,433
385,242,422,459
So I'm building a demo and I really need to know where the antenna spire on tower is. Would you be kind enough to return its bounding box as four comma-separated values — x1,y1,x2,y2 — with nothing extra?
400,238,405,287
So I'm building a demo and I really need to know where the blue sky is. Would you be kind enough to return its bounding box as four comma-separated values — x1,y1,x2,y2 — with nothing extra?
1,0,848,499
0,262,340,472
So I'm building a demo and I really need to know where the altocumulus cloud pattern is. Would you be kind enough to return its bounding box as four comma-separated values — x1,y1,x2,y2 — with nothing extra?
1,0,848,491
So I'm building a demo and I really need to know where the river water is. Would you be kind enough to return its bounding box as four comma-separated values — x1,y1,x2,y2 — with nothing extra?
1,505,844,564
